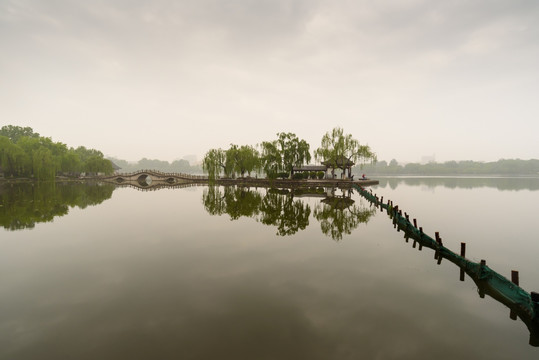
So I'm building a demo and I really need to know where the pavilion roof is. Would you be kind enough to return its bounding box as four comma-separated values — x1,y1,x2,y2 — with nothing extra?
321,155,355,167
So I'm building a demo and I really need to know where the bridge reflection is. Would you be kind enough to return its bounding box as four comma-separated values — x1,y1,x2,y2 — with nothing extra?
103,170,208,189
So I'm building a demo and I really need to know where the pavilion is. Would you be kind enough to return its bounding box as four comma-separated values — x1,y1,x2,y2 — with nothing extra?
292,155,356,179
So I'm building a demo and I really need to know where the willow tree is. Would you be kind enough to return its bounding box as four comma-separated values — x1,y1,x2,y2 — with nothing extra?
315,127,376,178
202,148,227,180
261,132,311,178
0,135,26,177
226,144,260,178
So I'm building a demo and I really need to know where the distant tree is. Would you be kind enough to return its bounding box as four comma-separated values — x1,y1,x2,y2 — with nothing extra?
137,158,172,172
170,159,192,173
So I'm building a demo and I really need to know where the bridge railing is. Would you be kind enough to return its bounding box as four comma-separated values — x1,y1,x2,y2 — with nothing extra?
110,170,208,180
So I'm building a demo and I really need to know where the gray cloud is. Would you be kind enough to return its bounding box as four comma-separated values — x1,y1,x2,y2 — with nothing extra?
1,0,538,162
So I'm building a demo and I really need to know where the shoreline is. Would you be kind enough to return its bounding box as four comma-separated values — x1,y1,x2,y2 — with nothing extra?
0,176,379,188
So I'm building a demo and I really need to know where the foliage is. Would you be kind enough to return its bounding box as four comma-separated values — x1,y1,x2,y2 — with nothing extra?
108,157,202,174
224,144,261,178
0,182,115,230
0,125,40,143
0,126,113,180
203,145,261,180
259,140,281,179
277,172,289,179
315,127,376,171
258,189,311,236
314,194,376,241
202,148,227,180
260,132,311,178
201,186,376,240
357,158,539,176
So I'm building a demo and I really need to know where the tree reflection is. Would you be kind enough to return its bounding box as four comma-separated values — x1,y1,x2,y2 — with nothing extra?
203,186,262,219
314,189,377,241
258,189,311,236
0,182,115,230
202,186,376,239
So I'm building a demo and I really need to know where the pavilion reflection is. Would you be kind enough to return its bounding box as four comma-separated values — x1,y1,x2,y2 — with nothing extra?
202,186,376,240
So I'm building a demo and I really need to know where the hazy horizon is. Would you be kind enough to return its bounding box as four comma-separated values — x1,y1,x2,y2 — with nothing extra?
2,0,538,163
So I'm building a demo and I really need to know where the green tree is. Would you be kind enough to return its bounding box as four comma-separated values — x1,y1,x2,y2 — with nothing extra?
315,127,376,178
203,148,227,180
0,125,40,143
225,144,260,178
0,136,26,176
260,140,282,179
261,132,311,178
83,156,113,175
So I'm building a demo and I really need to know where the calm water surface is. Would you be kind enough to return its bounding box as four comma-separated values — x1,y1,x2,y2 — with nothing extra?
1,178,538,359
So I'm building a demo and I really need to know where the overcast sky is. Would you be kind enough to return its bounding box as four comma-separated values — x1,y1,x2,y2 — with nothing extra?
1,0,538,163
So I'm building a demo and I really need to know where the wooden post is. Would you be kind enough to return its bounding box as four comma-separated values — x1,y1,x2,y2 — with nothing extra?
479,289,485,299
413,219,417,228
460,268,465,282
481,259,486,267
510,309,517,320
460,243,466,258
412,240,417,248
511,271,519,286
435,232,442,245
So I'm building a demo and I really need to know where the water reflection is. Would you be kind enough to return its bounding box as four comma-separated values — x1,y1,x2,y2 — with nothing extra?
202,186,376,240
0,182,115,230
315,189,377,241
357,184,539,347
377,177,539,191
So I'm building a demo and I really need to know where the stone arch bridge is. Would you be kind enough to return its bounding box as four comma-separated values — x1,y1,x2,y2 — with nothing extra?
102,170,208,189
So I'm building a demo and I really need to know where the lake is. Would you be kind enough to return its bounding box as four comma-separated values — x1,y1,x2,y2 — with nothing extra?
1,177,538,359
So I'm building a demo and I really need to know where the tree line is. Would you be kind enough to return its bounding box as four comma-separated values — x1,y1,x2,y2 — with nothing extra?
202,127,377,180
0,125,114,180
106,157,202,174
356,158,539,176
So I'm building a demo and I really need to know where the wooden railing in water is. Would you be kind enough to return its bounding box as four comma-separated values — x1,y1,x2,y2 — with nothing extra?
353,183,539,347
